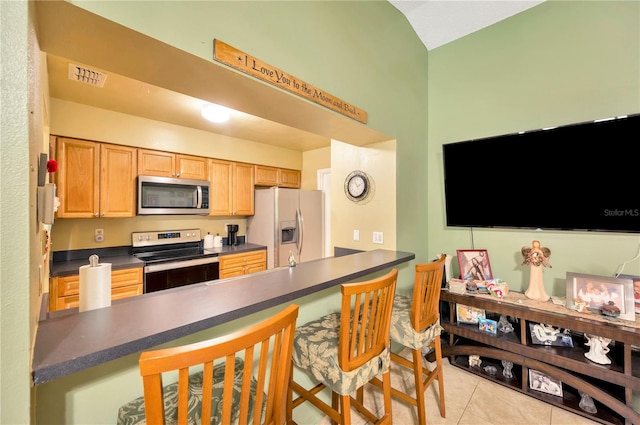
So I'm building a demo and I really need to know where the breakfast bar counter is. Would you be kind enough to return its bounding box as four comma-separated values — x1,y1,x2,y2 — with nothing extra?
32,249,414,385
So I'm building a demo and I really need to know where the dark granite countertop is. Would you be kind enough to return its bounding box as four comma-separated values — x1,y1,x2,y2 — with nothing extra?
32,249,414,385
50,243,266,277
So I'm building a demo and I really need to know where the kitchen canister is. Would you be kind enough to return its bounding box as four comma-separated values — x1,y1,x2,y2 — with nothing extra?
213,233,223,248
79,254,112,312
204,232,215,249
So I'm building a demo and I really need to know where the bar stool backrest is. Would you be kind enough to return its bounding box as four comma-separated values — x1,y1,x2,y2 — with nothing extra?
339,268,398,372
138,304,299,425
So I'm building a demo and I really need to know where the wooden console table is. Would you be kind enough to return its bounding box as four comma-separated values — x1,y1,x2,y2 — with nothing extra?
439,290,640,425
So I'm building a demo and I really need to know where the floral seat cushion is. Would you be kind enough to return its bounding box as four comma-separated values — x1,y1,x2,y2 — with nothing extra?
389,294,443,350
292,312,390,396
117,357,259,425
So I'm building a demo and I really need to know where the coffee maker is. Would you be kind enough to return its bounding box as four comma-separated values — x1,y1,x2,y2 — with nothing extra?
226,224,239,246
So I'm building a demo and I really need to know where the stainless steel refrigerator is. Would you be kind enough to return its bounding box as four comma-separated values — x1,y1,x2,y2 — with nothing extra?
247,187,324,269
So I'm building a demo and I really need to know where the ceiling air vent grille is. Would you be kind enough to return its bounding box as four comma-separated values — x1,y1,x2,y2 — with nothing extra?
68,64,108,88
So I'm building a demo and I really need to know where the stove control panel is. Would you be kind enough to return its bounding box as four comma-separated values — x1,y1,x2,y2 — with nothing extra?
132,229,202,247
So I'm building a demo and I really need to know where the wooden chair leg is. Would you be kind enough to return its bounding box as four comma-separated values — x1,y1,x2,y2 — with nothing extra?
413,348,427,425
434,336,446,417
382,369,393,424
340,394,351,425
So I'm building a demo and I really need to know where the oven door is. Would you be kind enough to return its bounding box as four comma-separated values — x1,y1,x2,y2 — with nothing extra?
144,257,219,293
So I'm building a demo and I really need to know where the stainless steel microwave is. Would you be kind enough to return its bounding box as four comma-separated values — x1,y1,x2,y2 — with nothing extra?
137,175,210,215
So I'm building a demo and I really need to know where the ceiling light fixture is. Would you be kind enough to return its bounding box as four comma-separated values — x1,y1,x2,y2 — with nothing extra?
201,103,230,123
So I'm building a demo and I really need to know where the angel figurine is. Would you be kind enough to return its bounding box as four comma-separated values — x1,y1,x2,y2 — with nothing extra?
521,240,552,301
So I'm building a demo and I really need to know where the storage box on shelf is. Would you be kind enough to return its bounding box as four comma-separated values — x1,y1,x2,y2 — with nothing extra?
439,290,640,425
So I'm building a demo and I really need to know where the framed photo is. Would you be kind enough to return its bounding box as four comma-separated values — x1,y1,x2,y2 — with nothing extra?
456,304,485,324
618,274,640,314
478,318,497,334
457,249,492,281
529,369,563,397
566,272,635,321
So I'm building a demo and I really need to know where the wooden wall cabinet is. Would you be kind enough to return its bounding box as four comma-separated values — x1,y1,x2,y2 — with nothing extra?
219,250,266,279
138,148,208,180
49,267,143,312
255,165,301,188
209,159,255,216
55,137,137,218
439,290,640,425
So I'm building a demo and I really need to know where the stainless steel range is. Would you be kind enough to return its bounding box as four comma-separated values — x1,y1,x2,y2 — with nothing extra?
132,229,219,293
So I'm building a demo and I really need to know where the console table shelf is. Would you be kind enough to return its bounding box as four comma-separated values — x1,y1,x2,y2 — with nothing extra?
439,290,640,425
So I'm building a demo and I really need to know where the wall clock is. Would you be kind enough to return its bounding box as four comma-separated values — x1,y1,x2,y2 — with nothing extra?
344,170,371,202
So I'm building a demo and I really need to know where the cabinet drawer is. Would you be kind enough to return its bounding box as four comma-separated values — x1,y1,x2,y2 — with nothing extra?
52,284,142,311
111,268,143,288
219,250,266,269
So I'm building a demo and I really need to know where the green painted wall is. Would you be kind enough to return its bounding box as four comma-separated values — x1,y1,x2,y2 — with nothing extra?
1,0,638,423
427,0,640,297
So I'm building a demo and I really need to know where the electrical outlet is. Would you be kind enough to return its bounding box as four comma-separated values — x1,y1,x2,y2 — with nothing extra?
95,228,104,243
353,230,360,241
373,231,383,244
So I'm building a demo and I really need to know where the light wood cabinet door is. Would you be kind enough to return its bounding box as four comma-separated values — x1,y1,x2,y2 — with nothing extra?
100,144,137,217
137,149,175,177
209,159,233,215
209,160,254,216
138,149,208,180
219,250,266,279
233,162,255,216
255,164,301,188
176,154,208,180
279,168,301,188
56,138,136,218
49,267,143,312
56,137,100,218
255,165,279,186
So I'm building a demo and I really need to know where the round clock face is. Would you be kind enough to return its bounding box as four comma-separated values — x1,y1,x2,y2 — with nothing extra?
345,171,370,202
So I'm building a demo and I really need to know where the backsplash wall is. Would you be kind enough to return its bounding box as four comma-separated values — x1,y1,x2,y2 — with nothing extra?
50,216,246,251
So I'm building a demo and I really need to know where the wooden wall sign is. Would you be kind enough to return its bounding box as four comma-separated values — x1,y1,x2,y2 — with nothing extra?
213,39,368,124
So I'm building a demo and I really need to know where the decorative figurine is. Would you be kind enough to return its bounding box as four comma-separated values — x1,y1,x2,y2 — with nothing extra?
501,360,514,379
498,315,514,333
521,240,552,301
288,250,297,267
573,297,592,314
468,355,482,367
584,334,612,365
483,365,498,375
579,391,597,414
601,300,621,319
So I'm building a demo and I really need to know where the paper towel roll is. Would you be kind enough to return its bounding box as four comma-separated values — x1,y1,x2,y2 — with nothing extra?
79,260,112,312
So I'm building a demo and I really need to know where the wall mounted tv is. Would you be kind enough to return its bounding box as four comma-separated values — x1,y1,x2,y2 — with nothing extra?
442,114,640,233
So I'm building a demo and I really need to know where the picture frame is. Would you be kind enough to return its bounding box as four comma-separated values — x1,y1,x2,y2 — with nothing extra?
529,369,563,397
478,318,497,335
566,272,635,321
457,249,493,281
456,304,486,324
617,274,640,314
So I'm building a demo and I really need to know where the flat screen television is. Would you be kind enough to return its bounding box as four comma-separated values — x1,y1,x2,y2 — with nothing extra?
442,114,640,233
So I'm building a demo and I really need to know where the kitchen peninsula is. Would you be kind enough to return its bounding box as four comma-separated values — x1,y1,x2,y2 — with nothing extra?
32,249,414,385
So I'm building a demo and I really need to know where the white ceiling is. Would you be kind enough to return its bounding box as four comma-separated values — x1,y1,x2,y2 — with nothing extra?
46,1,545,151
390,0,545,50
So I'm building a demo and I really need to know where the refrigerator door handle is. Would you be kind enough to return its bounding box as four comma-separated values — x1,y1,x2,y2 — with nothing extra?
296,208,303,259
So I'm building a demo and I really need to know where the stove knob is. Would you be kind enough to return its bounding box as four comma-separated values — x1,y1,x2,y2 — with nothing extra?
146,236,151,241
137,236,143,241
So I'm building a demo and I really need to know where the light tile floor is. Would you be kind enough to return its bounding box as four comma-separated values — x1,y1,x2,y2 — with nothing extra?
315,350,601,425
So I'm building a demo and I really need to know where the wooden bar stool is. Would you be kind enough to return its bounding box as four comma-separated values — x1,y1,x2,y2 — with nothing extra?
287,268,398,425
117,304,299,425
372,255,446,425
